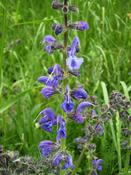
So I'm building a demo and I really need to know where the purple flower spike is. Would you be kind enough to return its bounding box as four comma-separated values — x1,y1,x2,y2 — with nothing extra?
76,21,89,31
39,108,56,132
41,86,56,98
53,23,63,35
39,140,58,157
57,116,66,141
92,159,103,172
71,87,88,100
61,86,74,113
43,35,56,44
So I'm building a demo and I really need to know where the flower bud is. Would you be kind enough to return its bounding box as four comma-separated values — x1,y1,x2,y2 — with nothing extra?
68,21,89,31
52,1,63,10
69,5,78,12
52,23,63,35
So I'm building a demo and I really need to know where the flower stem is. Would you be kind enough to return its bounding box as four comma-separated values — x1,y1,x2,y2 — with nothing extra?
124,122,131,173
63,0,68,67
71,146,86,175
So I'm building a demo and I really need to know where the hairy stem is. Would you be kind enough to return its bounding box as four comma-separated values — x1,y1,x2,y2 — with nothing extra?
59,1,68,175
63,0,68,66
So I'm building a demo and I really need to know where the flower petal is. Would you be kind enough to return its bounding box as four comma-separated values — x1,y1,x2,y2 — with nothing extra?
69,36,80,56
40,108,56,121
76,101,93,113
76,21,89,31
71,87,88,100
62,154,74,169
74,113,84,123
41,86,56,98
61,86,74,113
52,152,63,167
53,23,63,35
94,124,104,135
39,140,57,157
66,56,83,71
43,35,56,44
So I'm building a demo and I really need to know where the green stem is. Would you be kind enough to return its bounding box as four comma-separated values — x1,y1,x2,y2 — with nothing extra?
59,1,68,175
116,112,122,172
124,122,131,173
71,146,86,175
0,0,7,103
63,0,68,67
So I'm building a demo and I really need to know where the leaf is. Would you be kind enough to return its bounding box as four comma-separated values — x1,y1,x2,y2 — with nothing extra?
120,81,130,100
101,81,109,105
0,89,31,114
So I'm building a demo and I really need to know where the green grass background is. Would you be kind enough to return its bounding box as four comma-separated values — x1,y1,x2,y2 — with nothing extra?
0,0,131,174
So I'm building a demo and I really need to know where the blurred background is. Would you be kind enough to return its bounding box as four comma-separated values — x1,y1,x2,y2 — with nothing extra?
0,0,131,173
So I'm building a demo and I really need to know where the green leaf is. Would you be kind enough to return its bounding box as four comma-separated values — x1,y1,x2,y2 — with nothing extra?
0,89,31,114
120,81,130,100
101,81,109,105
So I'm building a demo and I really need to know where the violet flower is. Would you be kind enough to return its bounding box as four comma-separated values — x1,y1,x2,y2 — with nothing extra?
61,86,74,113
62,154,75,169
52,152,74,169
38,76,59,87
92,159,103,172
94,124,104,135
38,64,64,88
43,35,56,44
68,21,89,31
43,35,63,54
50,64,64,80
57,116,66,141
39,108,57,132
71,87,88,100
41,86,56,98
75,21,89,31
68,36,80,57
72,101,93,123
53,23,63,35
66,36,83,74
42,35,56,54
39,140,58,157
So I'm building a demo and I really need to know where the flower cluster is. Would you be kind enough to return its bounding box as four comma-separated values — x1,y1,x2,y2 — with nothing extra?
38,64,63,98
38,108,74,169
36,0,104,174
101,91,131,150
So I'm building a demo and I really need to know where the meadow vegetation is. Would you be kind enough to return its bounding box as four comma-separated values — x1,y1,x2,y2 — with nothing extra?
0,0,131,174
